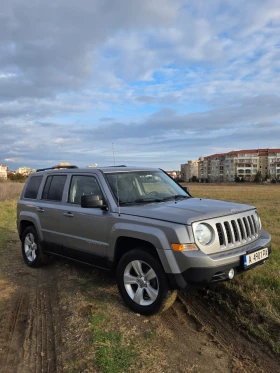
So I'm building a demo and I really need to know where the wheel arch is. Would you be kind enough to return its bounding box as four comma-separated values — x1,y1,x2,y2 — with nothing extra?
113,237,161,267
18,212,43,241
109,223,173,273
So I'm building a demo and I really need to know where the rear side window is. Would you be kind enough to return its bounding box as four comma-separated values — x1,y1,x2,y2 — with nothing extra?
42,175,67,202
24,176,43,199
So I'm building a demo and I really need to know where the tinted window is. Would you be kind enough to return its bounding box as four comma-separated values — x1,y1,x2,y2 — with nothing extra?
42,175,67,201
24,176,43,199
68,175,104,204
42,176,52,199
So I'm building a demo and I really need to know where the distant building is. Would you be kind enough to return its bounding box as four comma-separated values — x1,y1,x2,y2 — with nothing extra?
166,171,180,179
181,160,199,181
16,166,34,175
0,164,8,180
191,148,280,182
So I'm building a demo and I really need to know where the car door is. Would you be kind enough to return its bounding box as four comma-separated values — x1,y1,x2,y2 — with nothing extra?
36,174,68,246
58,174,110,261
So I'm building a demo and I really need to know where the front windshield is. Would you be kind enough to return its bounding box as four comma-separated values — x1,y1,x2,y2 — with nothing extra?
104,170,190,205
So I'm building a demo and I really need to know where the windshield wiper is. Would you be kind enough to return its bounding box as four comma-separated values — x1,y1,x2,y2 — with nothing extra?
119,198,163,205
119,201,136,205
134,198,163,203
119,195,188,205
162,195,189,201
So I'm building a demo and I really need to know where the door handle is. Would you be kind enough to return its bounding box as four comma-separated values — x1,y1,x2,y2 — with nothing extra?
36,207,44,212
63,212,74,217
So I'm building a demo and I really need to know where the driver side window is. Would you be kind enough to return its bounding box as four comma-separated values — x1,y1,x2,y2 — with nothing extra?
68,175,104,204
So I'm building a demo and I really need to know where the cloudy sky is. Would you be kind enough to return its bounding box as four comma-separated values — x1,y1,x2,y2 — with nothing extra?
1,0,280,170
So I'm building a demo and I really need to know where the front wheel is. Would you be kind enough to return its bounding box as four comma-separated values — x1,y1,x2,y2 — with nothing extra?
116,249,177,315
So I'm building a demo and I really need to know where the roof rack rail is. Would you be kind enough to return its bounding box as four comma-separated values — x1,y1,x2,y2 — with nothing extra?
108,165,127,167
36,165,78,172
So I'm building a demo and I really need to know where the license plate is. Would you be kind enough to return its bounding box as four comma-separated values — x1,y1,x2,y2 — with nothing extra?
243,248,269,268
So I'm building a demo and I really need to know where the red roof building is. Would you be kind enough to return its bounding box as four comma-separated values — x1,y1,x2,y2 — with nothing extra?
196,148,280,182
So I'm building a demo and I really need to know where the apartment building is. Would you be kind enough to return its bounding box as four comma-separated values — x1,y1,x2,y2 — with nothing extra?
0,164,8,180
181,159,199,181
267,150,280,179
16,166,35,175
195,148,280,182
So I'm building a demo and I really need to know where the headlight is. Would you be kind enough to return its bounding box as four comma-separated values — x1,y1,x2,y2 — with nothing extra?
253,211,262,230
194,224,213,245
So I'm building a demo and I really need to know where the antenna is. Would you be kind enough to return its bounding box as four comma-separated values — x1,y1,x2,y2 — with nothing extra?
112,143,116,166
112,143,121,216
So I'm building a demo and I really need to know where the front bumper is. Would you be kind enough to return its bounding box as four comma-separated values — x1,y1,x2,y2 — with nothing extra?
166,230,271,289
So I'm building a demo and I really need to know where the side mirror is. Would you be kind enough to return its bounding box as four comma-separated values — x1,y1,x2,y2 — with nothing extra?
182,186,189,193
81,195,108,210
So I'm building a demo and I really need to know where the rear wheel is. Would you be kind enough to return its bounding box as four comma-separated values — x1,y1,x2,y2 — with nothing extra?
21,226,50,267
116,248,177,315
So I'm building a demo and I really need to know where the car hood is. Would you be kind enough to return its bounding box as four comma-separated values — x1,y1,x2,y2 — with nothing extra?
117,198,255,225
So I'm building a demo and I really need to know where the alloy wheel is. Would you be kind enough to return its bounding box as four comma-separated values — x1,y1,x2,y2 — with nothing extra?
123,260,159,306
24,233,37,262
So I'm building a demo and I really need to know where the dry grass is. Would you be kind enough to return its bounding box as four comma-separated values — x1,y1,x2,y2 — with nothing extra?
184,182,280,353
0,182,23,254
0,181,24,201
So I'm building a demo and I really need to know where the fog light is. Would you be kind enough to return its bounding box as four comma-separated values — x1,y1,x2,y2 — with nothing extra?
228,268,235,280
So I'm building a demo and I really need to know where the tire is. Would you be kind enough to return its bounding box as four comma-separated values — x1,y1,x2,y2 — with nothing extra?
116,248,177,315
21,226,50,267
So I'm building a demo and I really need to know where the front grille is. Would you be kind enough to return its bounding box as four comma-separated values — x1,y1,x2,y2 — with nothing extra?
215,213,258,248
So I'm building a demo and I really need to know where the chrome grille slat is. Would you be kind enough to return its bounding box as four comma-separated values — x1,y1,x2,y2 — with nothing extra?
235,220,243,243
252,214,258,233
231,220,240,243
216,223,224,246
249,215,256,235
237,218,246,240
224,221,233,245
243,217,251,238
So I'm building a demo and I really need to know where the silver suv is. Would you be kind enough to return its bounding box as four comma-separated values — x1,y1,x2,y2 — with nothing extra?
17,165,271,314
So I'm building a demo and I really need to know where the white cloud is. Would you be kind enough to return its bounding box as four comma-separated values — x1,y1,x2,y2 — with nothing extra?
0,0,280,169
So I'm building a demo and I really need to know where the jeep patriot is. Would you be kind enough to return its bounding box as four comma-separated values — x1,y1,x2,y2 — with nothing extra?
17,165,271,314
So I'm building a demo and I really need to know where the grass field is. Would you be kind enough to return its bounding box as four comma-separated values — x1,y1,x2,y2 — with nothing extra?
0,182,22,254
0,181,279,355
185,183,280,353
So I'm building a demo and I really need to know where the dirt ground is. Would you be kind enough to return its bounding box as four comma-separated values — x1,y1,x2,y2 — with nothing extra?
0,229,279,373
